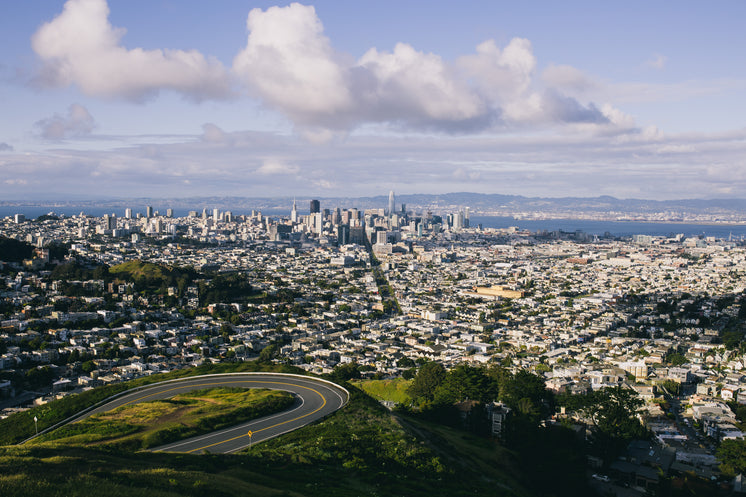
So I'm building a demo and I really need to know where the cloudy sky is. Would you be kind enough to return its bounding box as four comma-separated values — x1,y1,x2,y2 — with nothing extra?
1,0,745,200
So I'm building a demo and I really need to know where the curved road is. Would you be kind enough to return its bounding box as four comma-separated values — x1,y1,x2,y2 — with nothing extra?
74,373,348,454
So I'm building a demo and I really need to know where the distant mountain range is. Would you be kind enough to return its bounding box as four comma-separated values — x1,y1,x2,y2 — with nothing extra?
4,193,746,221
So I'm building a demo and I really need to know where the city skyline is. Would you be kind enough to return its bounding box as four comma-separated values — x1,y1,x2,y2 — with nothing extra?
1,1,745,200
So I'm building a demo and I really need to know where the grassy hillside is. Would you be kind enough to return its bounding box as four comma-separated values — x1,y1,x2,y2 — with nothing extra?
0,377,534,497
0,362,300,445
351,377,412,405
33,388,294,450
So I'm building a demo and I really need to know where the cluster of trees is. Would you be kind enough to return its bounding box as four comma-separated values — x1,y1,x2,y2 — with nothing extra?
198,272,253,304
718,438,746,477
403,362,589,496
0,236,34,263
50,262,109,284
0,237,68,267
405,363,553,431
400,361,649,489
556,386,648,462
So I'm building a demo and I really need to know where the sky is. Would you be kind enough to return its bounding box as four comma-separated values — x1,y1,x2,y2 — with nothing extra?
1,0,745,201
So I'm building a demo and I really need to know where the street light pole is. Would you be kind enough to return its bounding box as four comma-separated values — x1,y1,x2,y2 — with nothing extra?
34,416,38,436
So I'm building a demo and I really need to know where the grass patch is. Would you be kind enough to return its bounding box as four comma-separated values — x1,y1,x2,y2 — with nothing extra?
351,378,413,405
33,388,294,450
0,362,303,445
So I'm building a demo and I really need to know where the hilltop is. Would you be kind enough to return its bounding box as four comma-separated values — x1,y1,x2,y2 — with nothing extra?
0,375,543,497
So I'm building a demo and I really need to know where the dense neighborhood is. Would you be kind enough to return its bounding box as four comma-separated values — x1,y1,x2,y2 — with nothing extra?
2,203,746,495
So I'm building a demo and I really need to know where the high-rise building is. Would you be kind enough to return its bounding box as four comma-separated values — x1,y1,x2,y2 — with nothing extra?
291,199,298,223
103,213,116,230
146,206,153,218
166,208,173,218
336,225,349,246
388,190,395,217
310,199,320,214
312,212,323,234
124,208,132,219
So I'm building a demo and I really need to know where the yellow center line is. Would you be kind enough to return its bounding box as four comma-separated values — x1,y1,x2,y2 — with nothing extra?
119,380,263,406
185,383,328,453
99,377,332,454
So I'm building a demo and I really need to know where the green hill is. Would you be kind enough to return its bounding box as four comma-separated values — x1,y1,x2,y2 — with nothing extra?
109,260,198,293
0,366,566,497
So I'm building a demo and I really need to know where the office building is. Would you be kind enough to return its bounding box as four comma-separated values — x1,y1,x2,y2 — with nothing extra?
310,199,320,214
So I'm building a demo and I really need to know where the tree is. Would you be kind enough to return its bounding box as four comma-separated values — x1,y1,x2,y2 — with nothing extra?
588,386,645,436
718,439,746,477
667,352,687,366
435,364,495,404
583,386,648,461
328,362,361,382
402,367,417,380
407,362,446,403
258,343,279,363
25,366,55,389
499,369,549,412
398,357,415,368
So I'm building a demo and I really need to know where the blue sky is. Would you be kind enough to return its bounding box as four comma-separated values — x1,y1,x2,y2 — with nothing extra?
1,0,745,200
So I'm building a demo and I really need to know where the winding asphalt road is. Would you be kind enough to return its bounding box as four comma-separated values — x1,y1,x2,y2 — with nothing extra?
73,373,349,454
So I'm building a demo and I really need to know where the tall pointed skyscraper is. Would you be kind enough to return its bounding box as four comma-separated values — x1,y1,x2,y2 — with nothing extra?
388,190,395,217
290,198,298,223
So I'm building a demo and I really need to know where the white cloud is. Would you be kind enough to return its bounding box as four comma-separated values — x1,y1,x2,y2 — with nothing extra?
457,38,536,102
312,179,335,189
233,3,353,124
542,64,596,93
232,4,615,136
256,159,300,175
30,1,650,139
453,167,481,181
2,127,746,200
35,103,96,139
32,0,231,100
600,104,636,129
657,144,695,154
646,54,667,70
200,123,230,144
357,43,486,124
